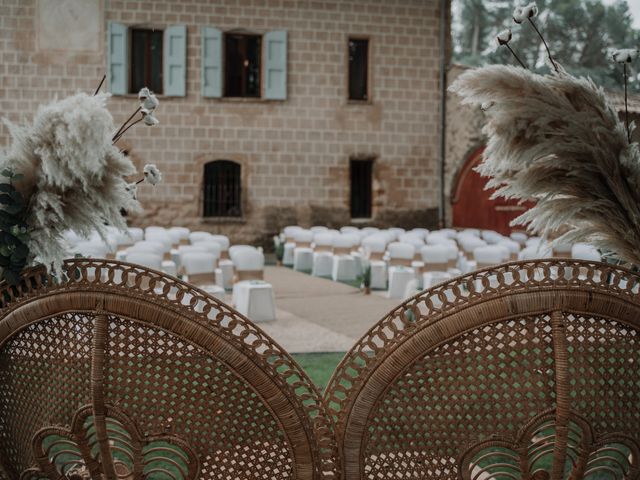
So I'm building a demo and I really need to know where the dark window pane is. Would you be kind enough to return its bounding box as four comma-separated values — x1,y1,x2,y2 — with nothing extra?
350,159,373,218
225,34,261,98
130,29,163,94
203,160,242,217
348,39,368,101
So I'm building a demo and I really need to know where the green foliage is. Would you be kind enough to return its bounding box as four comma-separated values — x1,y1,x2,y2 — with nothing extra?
453,0,640,91
275,241,285,261
0,169,30,285
358,263,372,288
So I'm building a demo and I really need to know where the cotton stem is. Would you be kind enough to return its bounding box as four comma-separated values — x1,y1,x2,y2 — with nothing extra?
112,116,143,144
506,45,528,69
93,74,106,96
528,18,559,73
112,107,142,142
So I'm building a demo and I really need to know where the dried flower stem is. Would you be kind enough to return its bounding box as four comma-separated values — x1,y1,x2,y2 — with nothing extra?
112,107,141,141
112,116,143,144
528,18,558,73
506,45,528,69
93,74,106,96
624,62,631,143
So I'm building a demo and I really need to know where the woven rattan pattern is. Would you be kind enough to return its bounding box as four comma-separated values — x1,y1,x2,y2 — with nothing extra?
0,259,339,480
324,260,640,479
0,313,94,476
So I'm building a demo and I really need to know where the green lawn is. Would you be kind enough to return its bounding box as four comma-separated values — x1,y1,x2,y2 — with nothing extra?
291,352,345,392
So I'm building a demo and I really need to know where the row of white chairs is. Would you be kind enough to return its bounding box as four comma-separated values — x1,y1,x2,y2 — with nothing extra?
64,226,276,322
280,225,602,300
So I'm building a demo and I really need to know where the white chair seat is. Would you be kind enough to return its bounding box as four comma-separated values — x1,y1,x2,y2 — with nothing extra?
282,242,295,266
423,271,454,289
216,259,234,290
232,280,276,322
201,284,226,301
350,251,364,278
312,251,334,277
332,255,358,282
388,266,415,299
370,260,387,290
293,247,313,272
161,260,178,277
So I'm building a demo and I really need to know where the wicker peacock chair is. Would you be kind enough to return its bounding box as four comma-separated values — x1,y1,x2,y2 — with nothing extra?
324,259,640,480
0,259,339,480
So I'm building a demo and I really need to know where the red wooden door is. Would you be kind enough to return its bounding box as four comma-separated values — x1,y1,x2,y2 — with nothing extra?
451,147,531,235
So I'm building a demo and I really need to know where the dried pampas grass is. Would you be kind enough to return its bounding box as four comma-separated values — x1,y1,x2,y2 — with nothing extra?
450,64,640,266
1,92,141,272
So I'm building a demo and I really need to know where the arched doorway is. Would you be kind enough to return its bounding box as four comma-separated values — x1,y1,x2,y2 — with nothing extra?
451,146,531,235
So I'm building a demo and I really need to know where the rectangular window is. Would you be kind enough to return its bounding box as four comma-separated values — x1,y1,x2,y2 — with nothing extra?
225,33,261,98
350,159,373,219
130,28,163,94
348,38,369,101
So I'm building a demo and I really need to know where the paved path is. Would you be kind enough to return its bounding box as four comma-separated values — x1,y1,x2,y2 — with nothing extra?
253,266,401,353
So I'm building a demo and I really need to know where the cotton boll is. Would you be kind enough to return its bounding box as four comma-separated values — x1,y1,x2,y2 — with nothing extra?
513,2,538,24
143,164,162,185
138,87,159,111
612,48,639,63
496,29,512,46
138,87,151,100
143,113,159,126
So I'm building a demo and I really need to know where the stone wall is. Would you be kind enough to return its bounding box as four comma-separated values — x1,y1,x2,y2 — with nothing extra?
0,0,447,247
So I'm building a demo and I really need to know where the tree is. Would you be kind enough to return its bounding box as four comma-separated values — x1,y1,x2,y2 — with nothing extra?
452,0,640,91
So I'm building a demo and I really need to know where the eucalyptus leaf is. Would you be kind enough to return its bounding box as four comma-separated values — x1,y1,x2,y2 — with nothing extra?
9,190,23,204
0,184,15,194
0,169,13,178
3,204,23,215
10,244,28,262
2,269,19,286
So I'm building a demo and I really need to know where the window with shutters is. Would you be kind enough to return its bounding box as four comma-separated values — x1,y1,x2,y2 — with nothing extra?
130,29,163,94
224,33,261,98
201,27,287,100
203,160,242,218
348,38,370,101
108,22,186,97
350,158,374,219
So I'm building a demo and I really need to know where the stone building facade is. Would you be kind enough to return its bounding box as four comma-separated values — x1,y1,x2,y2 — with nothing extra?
0,0,448,246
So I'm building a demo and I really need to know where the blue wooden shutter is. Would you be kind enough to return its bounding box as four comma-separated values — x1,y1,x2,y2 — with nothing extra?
201,26,223,98
107,22,128,95
164,25,187,96
263,30,287,100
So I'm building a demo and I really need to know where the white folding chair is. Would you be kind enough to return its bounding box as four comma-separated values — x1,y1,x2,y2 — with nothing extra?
387,242,415,299
311,232,334,277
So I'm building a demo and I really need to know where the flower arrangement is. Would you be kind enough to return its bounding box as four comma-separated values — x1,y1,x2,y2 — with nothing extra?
273,234,285,266
0,77,162,284
450,2,640,267
359,260,372,294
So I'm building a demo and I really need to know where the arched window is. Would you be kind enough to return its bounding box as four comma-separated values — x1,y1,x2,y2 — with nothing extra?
203,160,242,217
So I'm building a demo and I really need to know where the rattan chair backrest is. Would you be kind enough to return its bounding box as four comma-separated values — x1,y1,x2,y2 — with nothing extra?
0,259,338,480
324,259,640,480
